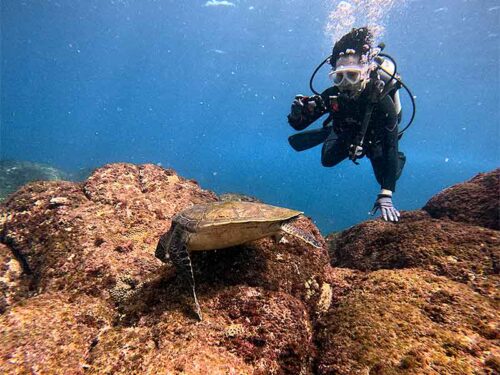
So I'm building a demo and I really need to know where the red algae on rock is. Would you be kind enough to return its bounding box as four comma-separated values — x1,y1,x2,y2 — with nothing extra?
424,168,500,230
85,286,314,374
0,293,113,374
329,210,499,298
0,243,32,313
0,164,498,374
0,163,329,374
316,269,499,375
0,164,217,300
320,169,500,375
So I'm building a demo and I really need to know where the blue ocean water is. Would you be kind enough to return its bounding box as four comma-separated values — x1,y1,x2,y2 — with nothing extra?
1,0,499,233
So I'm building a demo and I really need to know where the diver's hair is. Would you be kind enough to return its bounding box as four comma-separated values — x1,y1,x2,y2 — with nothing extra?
331,27,374,64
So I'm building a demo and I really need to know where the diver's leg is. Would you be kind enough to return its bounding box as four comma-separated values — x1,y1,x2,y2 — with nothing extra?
321,131,349,167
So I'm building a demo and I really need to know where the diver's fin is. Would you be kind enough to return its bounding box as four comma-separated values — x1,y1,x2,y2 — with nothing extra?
288,127,333,152
279,221,322,248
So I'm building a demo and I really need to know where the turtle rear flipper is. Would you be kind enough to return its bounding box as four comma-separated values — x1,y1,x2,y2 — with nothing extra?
165,225,202,321
280,221,322,248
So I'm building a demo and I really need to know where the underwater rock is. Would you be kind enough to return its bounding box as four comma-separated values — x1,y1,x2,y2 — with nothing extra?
0,162,327,374
0,160,68,202
424,168,500,230
1,163,498,374
329,210,499,298
85,285,313,374
0,244,32,314
0,163,218,299
315,269,499,375
321,168,500,374
0,292,113,374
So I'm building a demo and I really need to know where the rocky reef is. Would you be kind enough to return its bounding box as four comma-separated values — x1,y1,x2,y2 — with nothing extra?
0,164,498,374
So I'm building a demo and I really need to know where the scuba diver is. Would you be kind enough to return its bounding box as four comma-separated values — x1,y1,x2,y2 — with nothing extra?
287,27,415,222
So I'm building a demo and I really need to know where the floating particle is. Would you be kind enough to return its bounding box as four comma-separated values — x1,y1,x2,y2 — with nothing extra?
433,7,448,13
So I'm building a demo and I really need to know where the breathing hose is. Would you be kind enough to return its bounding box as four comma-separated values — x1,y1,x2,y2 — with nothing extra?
309,56,331,95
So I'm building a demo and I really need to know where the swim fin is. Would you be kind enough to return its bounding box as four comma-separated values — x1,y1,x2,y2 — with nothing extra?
288,126,333,152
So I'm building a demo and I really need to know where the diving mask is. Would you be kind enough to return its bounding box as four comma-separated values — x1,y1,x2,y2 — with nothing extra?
330,53,369,91
329,68,363,86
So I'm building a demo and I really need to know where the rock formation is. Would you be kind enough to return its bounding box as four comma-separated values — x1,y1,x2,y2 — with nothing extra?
424,168,499,230
0,164,498,374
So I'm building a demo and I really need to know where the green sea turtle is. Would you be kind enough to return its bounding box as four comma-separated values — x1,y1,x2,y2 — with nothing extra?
155,201,321,320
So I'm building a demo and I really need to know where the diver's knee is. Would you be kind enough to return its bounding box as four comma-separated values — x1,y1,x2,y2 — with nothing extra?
321,156,335,167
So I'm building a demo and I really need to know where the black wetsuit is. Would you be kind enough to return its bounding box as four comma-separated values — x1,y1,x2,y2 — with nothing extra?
288,86,405,192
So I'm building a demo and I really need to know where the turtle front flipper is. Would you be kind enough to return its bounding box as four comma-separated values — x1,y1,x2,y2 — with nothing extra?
279,220,322,248
161,224,202,321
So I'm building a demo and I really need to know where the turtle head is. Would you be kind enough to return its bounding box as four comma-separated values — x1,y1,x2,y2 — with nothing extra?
155,231,172,262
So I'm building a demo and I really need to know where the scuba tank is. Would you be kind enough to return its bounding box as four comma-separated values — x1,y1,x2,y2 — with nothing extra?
373,56,402,115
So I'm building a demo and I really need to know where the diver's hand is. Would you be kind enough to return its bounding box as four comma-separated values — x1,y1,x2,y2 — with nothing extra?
290,95,307,117
370,194,400,222
306,95,325,112
291,95,324,116
349,144,364,159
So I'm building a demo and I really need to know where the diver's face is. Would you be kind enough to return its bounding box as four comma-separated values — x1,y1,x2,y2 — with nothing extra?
330,55,367,97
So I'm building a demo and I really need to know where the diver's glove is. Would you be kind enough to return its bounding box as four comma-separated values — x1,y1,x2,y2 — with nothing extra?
371,194,400,222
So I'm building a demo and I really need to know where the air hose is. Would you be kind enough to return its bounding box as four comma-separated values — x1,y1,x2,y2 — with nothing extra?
309,56,331,95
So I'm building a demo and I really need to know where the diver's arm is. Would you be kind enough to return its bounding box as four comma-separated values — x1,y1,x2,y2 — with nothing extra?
287,95,327,131
377,95,399,192
368,94,402,222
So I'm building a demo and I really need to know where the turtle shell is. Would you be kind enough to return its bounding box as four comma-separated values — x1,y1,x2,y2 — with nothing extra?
173,201,302,232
